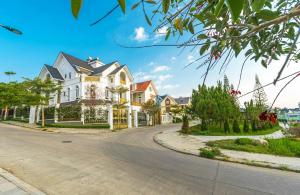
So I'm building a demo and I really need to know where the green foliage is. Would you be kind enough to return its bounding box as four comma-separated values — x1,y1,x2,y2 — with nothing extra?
251,120,257,132
201,120,208,131
181,115,189,134
45,123,109,129
57,105,82,121
243,119,249,133
224,120,230,133
208,138,300,158
71,0,82,18
199,147,221,159
232,119,241,133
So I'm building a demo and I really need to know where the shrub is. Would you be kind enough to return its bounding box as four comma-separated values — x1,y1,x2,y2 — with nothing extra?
173,117,183,123
235,138,253,145
199,147,221,159
232,119,241,133
45,123,110,129
243,119,249,133
289,127,300,138
181,115,189,134
201,120,207,131
251,120,257,132
224,120,230,133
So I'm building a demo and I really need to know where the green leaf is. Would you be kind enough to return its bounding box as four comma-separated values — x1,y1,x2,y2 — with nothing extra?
118,0,126,13
226,0,244,22
200,41,210,55
256,10,280,21
162,0,171,14
197,34,208,40
165,29,171,40
261,60,267,68
144,13,152,26
131,2,141,10
145,0,156,4
214,0,224,17
71,0,82,19
188,22,195,34
251,0,266,12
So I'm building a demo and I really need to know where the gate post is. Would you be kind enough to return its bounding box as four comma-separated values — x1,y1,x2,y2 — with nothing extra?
108,105,113,130
134,110,138,128
128,106,132,128
29,106,36,124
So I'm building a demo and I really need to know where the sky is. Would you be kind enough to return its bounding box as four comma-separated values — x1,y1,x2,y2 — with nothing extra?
0,0,299,108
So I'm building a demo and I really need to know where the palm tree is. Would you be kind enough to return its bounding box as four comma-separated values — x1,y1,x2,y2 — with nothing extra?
4,71,16,82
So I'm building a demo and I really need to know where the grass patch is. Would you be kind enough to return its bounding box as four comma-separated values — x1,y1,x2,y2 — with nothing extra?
199,147,221,159
189,124,279,136
207,138,300,157
44,123,110,129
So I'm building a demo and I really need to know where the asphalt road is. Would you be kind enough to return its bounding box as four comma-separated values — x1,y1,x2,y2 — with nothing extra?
1,123,300,195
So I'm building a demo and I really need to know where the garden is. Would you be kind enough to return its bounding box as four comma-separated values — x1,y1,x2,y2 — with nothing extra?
186,75,279,136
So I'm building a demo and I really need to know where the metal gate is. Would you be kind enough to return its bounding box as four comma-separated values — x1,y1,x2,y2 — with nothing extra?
138,112,147,126
113,108,128,130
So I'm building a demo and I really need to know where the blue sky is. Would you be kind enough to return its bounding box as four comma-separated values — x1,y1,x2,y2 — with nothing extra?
0,0,299,108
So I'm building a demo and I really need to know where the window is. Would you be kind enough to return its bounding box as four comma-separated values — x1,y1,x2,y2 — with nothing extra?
138,96,141,103
69,72,72,79
67,88,70,101
63,91,66,96
120,72,126,85
64,74,67,79
105,89,109,99
75,85,79,99
149,87,152,92
90,85,96,99
110,78,114,83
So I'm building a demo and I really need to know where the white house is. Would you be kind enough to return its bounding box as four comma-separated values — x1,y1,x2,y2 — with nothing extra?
33,52,139,129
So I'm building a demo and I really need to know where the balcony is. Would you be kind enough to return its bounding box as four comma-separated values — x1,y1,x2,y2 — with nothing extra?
131,101,141,106
120,98,127,104
120,80,126,85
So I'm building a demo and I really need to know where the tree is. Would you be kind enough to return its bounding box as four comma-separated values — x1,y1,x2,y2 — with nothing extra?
4,71,16,82
72,1,300,85
233,119,241,133
142,99,160,126
253,75,268,112
23,78,60,127
243,119,249,133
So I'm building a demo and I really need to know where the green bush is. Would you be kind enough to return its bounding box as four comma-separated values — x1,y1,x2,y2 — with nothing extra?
251,120,257,132
181,115,189,134
201,120,207,131
232,119,241,133
45,123,110,129
243,119,249,133
224,120,230,133
235,138,253,145
200,147,221,159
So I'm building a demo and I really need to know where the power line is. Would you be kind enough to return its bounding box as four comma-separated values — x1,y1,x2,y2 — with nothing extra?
237,70,300,99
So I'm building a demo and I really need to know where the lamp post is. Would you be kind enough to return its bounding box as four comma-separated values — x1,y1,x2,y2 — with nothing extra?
0,24,22,35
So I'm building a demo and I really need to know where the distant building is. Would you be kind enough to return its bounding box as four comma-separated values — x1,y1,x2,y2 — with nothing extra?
174,97,191,108
157,95,177,124
278,104,300,123
131,80,158,106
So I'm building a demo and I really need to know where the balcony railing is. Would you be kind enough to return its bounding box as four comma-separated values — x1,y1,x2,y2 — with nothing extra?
120,98,127,104
120,80,126,85
131,101,141,106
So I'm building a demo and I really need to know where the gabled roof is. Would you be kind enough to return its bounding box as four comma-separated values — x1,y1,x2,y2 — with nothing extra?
108,65,125,76
92,61,118,75
61,52,93,71
174,97,191,105
44,64,64,80
132,80,151,92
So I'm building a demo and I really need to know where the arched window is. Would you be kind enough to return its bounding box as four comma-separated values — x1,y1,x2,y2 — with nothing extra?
67,88,70,101
120,72,126,85
75,85,79,99
46,73,51,80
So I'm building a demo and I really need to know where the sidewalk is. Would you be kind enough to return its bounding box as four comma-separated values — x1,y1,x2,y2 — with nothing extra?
0,168,45,195
154,128,300,172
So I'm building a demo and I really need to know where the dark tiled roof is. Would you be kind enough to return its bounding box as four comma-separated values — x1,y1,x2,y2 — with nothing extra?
61,52,93,71
44,64,64,80
174,97,191,105
92,61,117,75
108,65,125,76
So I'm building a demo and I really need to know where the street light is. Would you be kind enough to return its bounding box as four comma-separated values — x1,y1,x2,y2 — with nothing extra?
0,24,22,35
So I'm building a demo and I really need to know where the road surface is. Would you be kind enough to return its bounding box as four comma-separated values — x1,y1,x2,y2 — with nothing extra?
0,123,300,195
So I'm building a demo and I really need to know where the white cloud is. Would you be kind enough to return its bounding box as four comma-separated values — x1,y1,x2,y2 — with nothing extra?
187,55,194,63
153,65,170,73
148,61,155,66
155,26,168,38
171,56,176,61
158,74,173,82
133,72,156,82
162,84,180,89
134,27,149,42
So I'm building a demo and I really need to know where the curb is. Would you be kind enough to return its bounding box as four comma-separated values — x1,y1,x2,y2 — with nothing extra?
153,131,300,173
0,168,46,195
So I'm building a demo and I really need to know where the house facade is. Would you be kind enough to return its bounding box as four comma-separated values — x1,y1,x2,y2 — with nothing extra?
174,97,191,109
157,95,177,124
131,80,158,106
32,52,140,129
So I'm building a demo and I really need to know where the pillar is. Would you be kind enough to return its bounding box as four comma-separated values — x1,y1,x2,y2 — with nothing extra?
128,106,132,128
134,110,138,128
108,105,113,130
29,106,36,124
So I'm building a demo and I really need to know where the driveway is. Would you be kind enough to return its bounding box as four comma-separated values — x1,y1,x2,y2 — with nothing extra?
1,123,300,195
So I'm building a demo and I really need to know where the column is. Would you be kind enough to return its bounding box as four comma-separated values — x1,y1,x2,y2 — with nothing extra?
128,106,132,128
134,110,138,128
29,106,36,124
108,105,113,130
